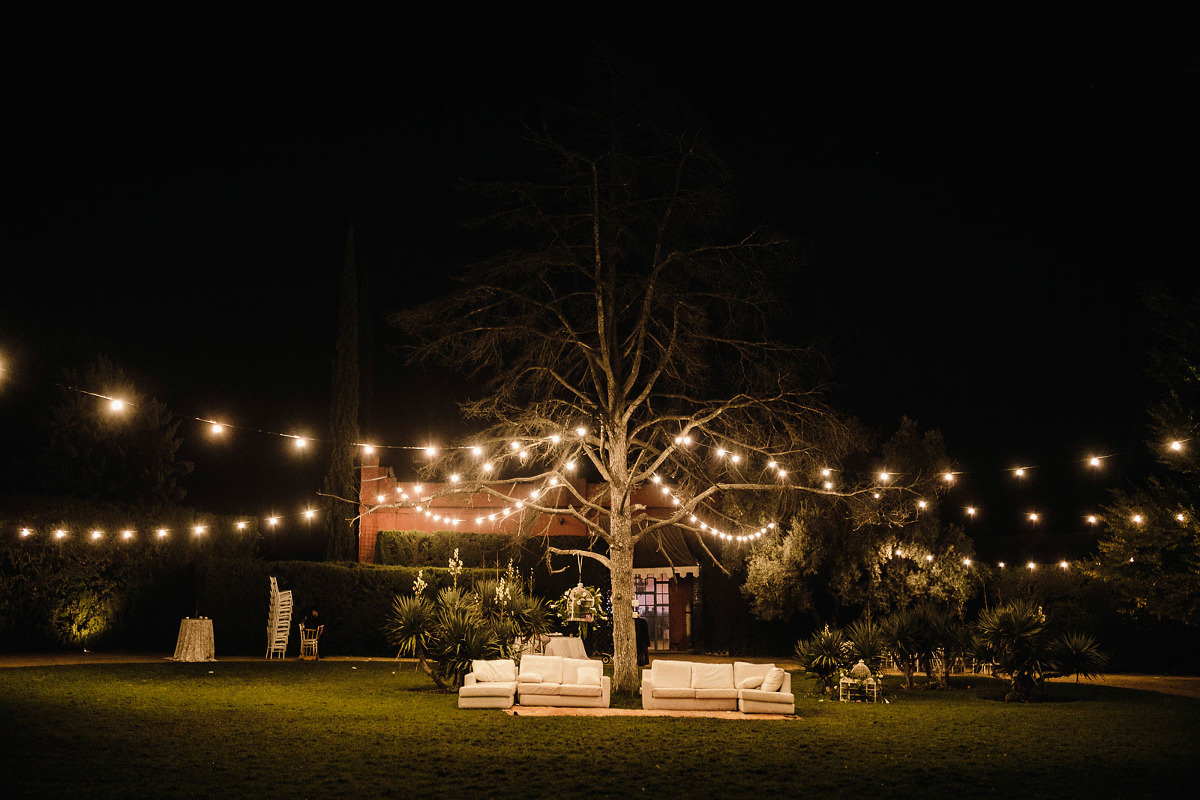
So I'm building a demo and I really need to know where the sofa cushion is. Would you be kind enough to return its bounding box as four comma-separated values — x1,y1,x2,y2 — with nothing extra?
761,667,785,692
650,659,693,689
472,659,516,682
520,655,563,684
517,672,542,683
653,687,696,699
695,688,739,700
559,683,603,697
577,666,602,686
460,682,516,698
561,657,597,685
736,675,764,689
691,662,734,689
739,687,795,704
518,682,562,695
733,661,774,686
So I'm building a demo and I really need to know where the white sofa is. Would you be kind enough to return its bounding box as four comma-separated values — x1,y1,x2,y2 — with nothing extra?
641,660,794,714
458,659,519,709
516,654,611,708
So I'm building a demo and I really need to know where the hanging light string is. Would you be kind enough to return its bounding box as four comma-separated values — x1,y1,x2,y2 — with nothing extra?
2,357,1191,534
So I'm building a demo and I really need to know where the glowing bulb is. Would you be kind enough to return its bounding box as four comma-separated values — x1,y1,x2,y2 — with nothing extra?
518,450,528,460
450,474,460,483
873,492,881,499
652,475,662,483
210,422,225,434
482,463,494,473
566,461,577,471
1170,440,1183,451
20,527,32,537
683,436,692,445
1177,513,1186,522
294,437,308,449
268,517,279,527
425,446,437,457
362,444,375,455
1089,456,1101,467
304,509,315,519
661,487,670,495
122,530,134,540
236,521,247,530
549,435,561,445
376,494,385,503
156,529,167,538
879,472,890,482
109,398,125,412
549,477,558,486
967,507,977,517
515,501,524,509
1028,512,1040,522
716,448,726,457
1059,561,1069,569
777,469,787,478
767,461,776,469
925,554,933,561
510,441,521,451
575,427,587,437
1027,562,1036,570
91,530,103,540
917,500,927,509
998,561,1005,569
414,484,423,493
193,525,205,535
943,472,955,482
1014,468,1025,477
1087,515,1098,525
962,558,972,566
821,469,831,477
823,481,833,490
1132,514,1143,524
475,517,483,525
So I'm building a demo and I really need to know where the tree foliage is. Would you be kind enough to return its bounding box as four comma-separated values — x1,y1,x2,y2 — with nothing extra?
38,356,192,508
1085,288,1200,625
323,225,361,561
742,417,976,622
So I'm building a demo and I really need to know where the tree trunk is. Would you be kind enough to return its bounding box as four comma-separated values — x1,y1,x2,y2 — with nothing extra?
609,513,638,693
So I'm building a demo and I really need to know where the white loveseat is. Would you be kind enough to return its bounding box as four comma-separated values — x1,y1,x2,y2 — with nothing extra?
458,659,519,709
516,654,611,708
641,660,794,714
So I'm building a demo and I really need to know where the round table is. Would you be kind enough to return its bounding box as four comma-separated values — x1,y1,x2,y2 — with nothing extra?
172,617,215,662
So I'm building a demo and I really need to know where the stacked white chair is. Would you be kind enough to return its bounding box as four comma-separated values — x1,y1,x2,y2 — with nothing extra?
265,577,293,658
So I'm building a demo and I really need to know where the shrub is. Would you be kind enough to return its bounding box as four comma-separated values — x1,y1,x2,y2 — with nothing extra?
794,625,852,694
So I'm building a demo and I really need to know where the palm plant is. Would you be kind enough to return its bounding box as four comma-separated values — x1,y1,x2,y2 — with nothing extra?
1053,631,1110,684
880,608,923,689
793,625,852,695
973,600,1058,702
385,586,506,690
846,617,887,673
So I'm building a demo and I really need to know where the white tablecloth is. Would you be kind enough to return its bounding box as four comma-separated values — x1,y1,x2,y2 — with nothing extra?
173,618,215,662
543,635,587,659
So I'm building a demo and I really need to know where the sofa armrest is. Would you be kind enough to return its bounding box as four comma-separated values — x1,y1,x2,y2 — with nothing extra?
463,673,477,686
782,671,792,694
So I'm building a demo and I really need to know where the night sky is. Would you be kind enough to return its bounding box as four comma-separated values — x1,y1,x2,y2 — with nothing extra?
3,24,1197,558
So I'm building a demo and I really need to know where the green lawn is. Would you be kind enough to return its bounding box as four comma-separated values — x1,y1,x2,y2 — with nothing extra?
2,662,1197,798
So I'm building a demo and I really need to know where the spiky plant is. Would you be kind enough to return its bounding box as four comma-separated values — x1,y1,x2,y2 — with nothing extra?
974,600,1058,702
880,608,923,689
386,594,436,671
846,618,887,673
794,626,852,694
1054,631,1110,684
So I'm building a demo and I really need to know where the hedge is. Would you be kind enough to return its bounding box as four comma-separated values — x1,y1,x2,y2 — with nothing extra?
0,496,257,651
195,559,501,657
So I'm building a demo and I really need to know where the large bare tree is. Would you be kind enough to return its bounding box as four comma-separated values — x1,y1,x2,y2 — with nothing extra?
391,98,888,691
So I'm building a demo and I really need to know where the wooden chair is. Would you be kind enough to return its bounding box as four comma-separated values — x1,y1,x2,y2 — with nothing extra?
299,623,323,660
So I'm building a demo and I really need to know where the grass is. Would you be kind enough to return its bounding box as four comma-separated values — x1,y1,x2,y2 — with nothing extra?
2,662,1198,799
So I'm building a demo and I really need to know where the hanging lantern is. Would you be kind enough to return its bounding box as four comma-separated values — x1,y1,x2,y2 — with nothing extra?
564,582,595,623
